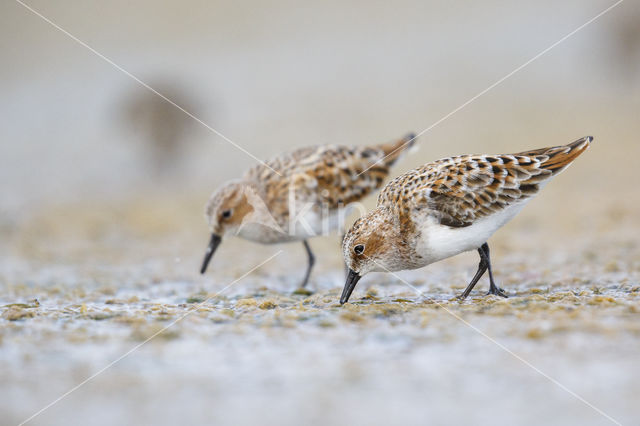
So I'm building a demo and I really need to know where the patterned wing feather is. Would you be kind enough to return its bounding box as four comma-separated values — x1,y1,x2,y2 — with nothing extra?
246,133,416,208
379,136,593,227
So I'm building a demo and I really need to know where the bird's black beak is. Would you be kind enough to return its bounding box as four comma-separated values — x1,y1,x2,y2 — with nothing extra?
200,233,222,274
340,269,361,304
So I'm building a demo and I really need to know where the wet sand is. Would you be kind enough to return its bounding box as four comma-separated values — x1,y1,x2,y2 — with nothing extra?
1,187,638,426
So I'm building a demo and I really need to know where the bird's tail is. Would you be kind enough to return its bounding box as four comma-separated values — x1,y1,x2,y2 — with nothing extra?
516,136,593,176
378,132,417,167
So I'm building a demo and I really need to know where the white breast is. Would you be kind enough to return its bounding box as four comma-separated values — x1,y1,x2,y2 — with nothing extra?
415,201,528,266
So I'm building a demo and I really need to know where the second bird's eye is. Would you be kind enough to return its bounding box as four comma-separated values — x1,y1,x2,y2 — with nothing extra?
354,244,365,255
222,209,232,219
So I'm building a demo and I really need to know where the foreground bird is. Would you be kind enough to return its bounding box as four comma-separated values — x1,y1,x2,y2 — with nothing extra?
201,133,416,287
340,136,593,304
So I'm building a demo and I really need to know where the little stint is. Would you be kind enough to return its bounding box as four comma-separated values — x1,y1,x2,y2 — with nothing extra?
201,133,416,287
340,136,594,303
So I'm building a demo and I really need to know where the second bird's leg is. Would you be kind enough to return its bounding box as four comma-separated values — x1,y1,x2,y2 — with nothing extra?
478,243,507,297
460,249,488,299
300,240,315,288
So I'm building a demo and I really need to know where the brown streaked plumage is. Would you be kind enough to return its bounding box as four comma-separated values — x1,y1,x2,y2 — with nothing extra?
244,134,417,214
340,136,593,304
201,132,417,288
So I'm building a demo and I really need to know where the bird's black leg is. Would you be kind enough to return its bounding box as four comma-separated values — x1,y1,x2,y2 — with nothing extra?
478,243,507,298
300,240,315,288
460,249,488,299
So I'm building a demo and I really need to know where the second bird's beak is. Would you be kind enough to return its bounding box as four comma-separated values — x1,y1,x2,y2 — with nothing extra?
340,269,362,304
200,233,222,274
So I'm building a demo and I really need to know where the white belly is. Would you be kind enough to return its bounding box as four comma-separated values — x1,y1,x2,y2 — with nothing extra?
288,204,355,239
288,209,333,239
415,201,528,265
237,204,353,243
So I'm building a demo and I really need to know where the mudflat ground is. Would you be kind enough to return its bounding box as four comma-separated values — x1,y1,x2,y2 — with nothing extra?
1,184,639,426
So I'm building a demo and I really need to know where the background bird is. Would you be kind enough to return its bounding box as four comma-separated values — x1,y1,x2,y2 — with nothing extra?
201,132,416,288
341,136,593,304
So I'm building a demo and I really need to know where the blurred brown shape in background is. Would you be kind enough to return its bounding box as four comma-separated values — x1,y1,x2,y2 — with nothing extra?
606,1,640,88
120,80,204,179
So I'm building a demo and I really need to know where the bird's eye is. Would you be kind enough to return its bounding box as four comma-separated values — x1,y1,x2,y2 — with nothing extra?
221,209,232,219
354,244,365,255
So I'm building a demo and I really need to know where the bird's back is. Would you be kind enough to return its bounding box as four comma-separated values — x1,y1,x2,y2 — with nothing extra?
378,136,593,228
245,133,416,210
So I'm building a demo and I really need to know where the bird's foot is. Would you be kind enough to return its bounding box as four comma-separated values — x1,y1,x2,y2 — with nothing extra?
487,285,508,298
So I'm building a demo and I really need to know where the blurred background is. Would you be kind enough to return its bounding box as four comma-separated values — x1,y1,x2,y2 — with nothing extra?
1,0,639,425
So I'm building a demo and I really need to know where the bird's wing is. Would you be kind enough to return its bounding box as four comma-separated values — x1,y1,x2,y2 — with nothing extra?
378,136,593,227
245,134,415,209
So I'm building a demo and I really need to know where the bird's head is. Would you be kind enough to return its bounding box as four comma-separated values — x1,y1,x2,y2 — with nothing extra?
341,207,408,304
201,180,254,273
